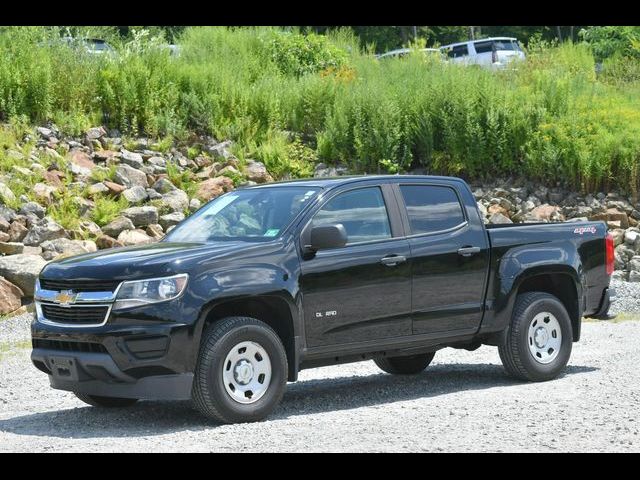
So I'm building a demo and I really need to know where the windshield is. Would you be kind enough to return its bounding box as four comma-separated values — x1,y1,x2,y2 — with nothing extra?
163,186,320,243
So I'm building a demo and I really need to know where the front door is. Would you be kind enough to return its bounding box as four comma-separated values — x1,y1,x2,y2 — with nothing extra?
299,186,412,348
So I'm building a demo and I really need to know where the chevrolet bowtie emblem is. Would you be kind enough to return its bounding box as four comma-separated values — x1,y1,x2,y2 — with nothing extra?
54,290,77,306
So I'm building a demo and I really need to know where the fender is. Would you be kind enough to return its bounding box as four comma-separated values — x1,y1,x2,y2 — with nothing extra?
189,256,303,375
479,240,583,335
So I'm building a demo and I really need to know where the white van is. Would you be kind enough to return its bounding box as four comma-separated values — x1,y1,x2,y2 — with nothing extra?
440,37,525,69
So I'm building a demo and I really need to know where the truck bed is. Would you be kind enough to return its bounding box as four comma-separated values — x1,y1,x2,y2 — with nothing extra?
485,220,610,317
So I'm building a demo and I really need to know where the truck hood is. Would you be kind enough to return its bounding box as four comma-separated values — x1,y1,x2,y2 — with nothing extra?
39,240,277,283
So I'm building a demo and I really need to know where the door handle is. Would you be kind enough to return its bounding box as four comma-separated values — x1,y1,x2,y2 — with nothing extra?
457,246,481,257
380,255,407,267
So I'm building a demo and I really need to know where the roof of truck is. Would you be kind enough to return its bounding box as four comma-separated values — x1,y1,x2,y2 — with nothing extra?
244,174,465,190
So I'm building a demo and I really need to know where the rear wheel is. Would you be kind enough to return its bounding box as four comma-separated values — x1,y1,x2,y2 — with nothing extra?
499,292,573,382
74,392,138,408
374,352,435,375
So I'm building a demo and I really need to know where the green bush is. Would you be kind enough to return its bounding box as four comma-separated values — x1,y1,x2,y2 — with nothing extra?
165,159,198,198
1,27,640,194
90,195,129,227
49,192,83,230
262,30,348,78
579,26,640,62
89,164,118,183
251,129,315,179
600,52,640,84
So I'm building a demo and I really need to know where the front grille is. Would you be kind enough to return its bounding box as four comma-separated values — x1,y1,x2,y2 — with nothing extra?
39,278,121,293
41,304,110,325
32,338,108,354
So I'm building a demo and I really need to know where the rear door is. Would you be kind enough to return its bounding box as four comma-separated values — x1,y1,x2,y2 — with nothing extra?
472,40,495,67
394,181,490,335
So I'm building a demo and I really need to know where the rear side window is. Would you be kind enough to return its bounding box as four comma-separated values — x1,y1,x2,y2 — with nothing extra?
493,40,521,51
400,185,466,234
473,41,494,54
446,45,469,58
312,187,392,245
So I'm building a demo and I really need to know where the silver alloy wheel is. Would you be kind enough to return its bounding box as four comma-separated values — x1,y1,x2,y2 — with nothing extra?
527,312,562,364
222,341,272,404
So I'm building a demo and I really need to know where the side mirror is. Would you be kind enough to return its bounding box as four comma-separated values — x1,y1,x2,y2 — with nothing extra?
307,224,348,251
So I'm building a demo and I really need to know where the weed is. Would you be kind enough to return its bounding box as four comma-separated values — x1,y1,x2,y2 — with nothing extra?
90,194,129,226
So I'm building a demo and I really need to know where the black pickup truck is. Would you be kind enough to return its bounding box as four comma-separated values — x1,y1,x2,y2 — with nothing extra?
31,175,615,423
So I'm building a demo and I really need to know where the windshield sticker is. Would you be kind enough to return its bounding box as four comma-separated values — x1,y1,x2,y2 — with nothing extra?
203,194,239,216
264,229,280,237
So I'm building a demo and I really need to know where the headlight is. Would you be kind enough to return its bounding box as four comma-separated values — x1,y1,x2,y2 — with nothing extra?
113,274,188,310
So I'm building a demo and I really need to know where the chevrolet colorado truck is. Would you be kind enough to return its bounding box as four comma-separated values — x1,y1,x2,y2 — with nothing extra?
31,175,615,423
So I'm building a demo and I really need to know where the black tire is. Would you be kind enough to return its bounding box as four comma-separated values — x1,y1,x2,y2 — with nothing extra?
374,352,436,375
192,316,288,424
499,292,573,382
74,392,138,408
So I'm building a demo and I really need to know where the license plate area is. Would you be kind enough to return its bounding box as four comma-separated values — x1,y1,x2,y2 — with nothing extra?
48,356,80,382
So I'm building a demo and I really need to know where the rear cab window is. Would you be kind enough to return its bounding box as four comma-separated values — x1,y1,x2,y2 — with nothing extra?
399,185,466,234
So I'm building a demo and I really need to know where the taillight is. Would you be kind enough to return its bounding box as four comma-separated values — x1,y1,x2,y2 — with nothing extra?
605,233,614,276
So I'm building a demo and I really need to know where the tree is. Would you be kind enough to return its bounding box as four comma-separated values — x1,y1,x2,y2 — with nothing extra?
579,26,640,61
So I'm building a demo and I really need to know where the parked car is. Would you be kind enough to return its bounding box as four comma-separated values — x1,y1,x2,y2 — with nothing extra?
377,47,445,61
81,38,115,55
440,37,525,69
31,175,614,424
41,36,116,56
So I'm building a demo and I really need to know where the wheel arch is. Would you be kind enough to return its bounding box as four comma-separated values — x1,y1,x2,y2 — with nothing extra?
197,294,300,381
481,265,583,343
516,272,581,342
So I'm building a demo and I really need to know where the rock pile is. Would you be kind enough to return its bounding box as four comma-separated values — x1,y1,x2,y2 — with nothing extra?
0,123,273,313
2,125,640,316
468,180,640,282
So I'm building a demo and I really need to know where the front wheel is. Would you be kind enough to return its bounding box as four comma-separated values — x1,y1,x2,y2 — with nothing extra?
499,292,573,382
374,352,435,375
74,392,138,408
192,316,288,424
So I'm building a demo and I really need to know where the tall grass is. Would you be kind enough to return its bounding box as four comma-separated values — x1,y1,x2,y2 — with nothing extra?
1,27,640,193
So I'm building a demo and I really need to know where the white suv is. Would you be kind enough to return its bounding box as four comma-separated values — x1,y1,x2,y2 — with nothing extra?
440,37,525,69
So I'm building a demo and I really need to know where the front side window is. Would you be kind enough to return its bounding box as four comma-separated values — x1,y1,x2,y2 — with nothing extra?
312,187,392,245
164,186,319,243
400,185,466,234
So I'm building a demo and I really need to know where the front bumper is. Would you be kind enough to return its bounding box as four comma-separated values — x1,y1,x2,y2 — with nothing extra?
31,348,193,400
31,317,198,400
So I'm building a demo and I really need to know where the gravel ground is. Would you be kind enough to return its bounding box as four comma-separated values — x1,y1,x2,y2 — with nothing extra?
0,311,32,346
1,311,639,452
610,278,640,315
